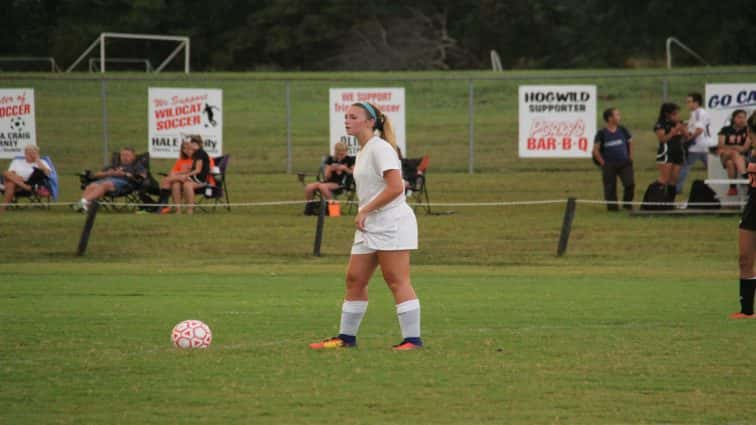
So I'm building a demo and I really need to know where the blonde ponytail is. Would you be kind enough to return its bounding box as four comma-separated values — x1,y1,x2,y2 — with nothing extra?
366,102,398,153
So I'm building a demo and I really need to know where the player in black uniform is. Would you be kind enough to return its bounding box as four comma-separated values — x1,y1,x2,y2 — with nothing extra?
718,109,750,195
654,103,689,201
732,111,756,319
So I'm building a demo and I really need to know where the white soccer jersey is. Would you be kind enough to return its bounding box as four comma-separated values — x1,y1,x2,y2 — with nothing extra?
353,136,405,211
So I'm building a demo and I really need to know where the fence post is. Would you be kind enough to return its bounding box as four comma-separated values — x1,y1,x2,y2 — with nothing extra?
313,197,326,257
285,80,292,174
100,78,109,166
76,201,100,256
468,79,475,174
556,197,577,257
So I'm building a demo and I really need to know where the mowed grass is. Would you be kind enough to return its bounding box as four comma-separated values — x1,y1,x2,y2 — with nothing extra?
1,267,754,424
2,68,756,424
1,171,754,424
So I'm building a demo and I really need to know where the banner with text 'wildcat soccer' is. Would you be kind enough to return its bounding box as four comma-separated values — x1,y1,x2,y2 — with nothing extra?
148,88,223,158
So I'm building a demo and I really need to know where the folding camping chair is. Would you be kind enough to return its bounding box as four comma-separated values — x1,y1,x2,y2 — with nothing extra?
297,155,356,215
195,155,231,212
1,155,59,209
402,155,431,215
79,152,158,212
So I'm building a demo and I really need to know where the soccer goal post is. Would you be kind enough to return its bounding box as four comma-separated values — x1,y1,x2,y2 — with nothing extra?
66,32,190,73
0,57,61,72
88,58,154,72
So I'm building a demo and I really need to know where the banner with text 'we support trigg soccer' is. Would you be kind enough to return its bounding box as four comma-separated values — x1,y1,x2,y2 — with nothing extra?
329,88,405,156
518,85,596,158
148,88,223,158
0,89,37,158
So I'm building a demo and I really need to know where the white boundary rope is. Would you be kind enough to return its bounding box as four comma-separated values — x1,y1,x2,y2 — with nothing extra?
0,198,746,209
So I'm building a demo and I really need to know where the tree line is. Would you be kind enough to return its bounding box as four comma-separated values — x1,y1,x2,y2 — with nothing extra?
3,0,755,71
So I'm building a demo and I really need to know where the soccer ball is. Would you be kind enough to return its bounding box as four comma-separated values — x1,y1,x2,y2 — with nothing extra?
171,320,212,349
9,116,25,131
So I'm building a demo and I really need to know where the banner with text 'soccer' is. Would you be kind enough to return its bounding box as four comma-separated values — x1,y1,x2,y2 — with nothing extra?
0,89,36,159
329,88,406,156
148,88,223,158
518,85,596,158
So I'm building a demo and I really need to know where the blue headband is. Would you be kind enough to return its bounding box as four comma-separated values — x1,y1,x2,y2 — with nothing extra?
359,102,377,120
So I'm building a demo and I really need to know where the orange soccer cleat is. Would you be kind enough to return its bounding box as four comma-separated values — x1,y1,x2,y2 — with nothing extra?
392,339,423,351
729,312,756,319
308,336,356,350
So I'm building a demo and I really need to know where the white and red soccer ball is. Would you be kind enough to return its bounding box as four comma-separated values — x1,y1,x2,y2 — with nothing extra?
171,320,212,349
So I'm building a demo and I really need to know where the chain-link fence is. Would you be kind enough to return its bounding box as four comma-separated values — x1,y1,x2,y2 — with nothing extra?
1,68,755,180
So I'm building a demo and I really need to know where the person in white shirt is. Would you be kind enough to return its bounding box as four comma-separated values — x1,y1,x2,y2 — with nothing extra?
309,101,423,351
1,144,51,212
676,92,711,194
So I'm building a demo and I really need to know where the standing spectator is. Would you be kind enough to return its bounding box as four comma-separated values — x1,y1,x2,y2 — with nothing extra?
593,107,635,211
676,92,712,194
654,102,689,200
718,109,751,195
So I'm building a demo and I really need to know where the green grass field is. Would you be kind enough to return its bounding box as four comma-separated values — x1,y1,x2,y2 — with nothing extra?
2,68,756,424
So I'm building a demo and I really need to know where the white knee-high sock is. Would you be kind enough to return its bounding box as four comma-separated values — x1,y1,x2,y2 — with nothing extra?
339,300,368,336
396,299,421,339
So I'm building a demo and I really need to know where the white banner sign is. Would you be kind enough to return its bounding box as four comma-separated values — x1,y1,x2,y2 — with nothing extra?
329,88,405,156
705,83,756,136
518,85,596,158
705,83,756,199
148,88,223,158
0,88,36,158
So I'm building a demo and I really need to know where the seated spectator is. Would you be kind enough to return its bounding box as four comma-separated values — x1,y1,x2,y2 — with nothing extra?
718,109,751,196
593,107,635,211
158,135,212,215
0,144,52,213
304,142,354,215
154,140,194,214
75,147,146,212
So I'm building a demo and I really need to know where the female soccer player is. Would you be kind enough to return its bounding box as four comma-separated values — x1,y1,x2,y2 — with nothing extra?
717,109,750,196
309,101,422,351
731,112,756,319
654,102,689,198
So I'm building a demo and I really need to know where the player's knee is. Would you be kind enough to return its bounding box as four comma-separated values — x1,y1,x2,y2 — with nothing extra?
345,272,367,289
382,273,406,291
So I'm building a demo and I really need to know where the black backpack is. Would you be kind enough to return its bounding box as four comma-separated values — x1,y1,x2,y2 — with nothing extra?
641,181,674,210
687,180,720,209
